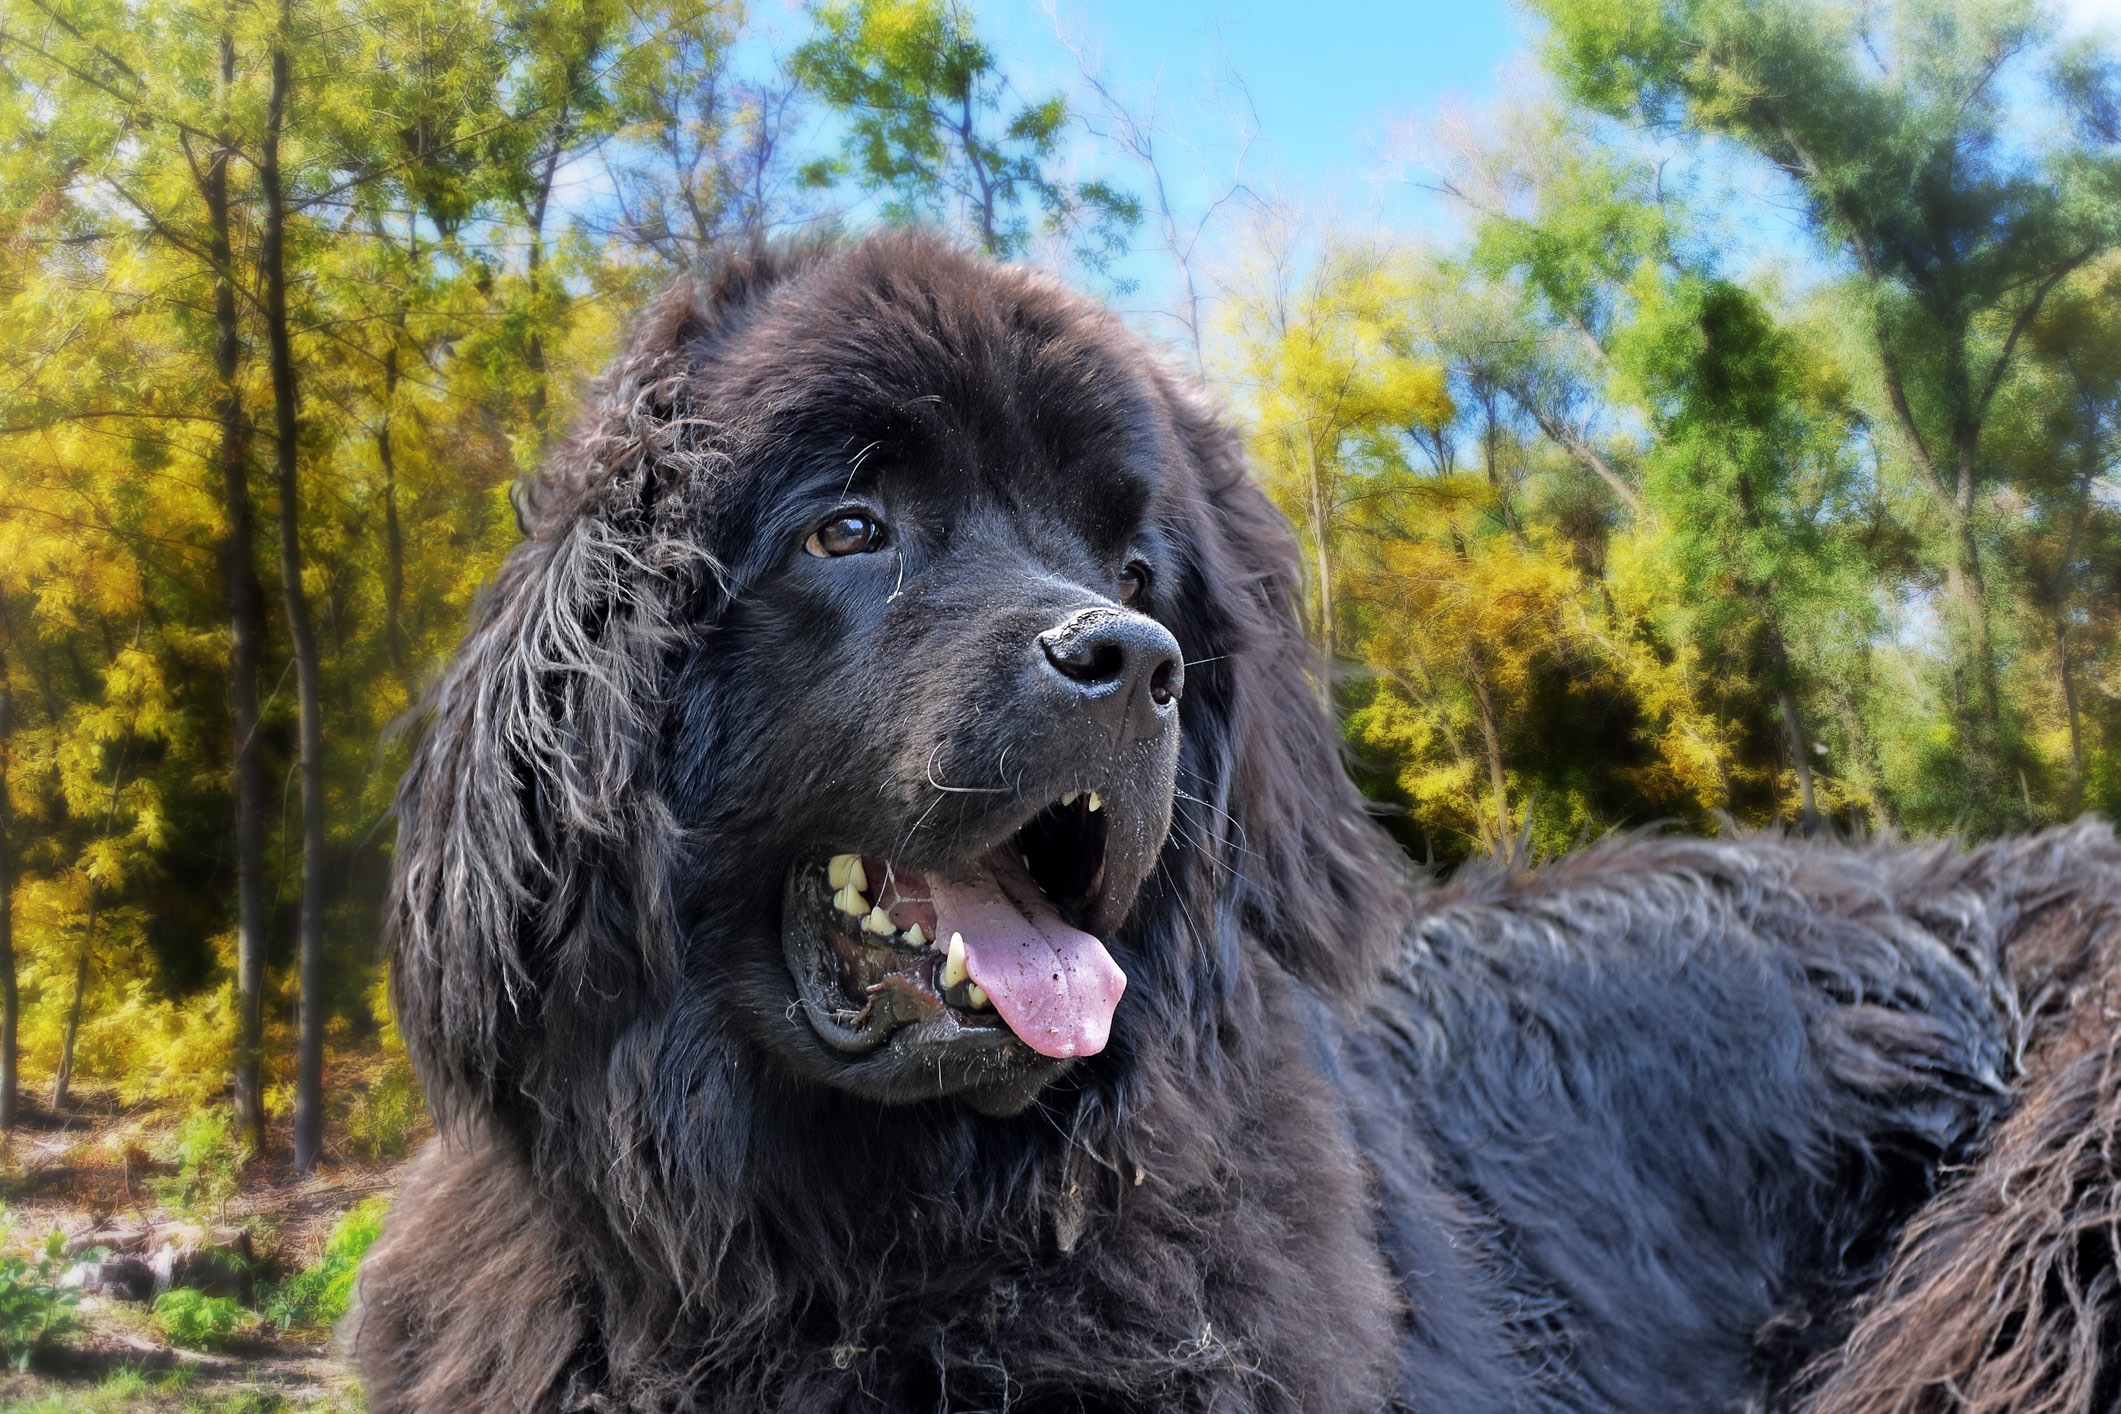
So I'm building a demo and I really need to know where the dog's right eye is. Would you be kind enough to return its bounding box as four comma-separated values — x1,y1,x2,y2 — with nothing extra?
805,513,884,558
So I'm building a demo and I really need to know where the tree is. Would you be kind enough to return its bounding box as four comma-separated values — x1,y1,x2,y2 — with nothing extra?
597,0,811,266
1533,0,2121,820
2018,257,2121,813
794,0,1138,271
0,621,16,1127
1221,231,1453,673
1046,3,1259,376
1618,276,1870,830
255,0,331,1173
200,21,273,1155
489,0,626,453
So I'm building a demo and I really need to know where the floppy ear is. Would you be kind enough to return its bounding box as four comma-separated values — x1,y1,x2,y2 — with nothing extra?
1151,371,1403,1002
389,245,814,1121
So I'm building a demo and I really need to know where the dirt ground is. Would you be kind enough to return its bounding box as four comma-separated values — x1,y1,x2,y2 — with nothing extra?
0,1089,412,1412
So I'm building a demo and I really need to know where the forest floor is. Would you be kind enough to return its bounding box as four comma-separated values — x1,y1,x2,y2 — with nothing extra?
0,1088,414,1412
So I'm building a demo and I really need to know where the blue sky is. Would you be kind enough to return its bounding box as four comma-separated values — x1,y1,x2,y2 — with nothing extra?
727,0,2121,318
748,0,1537,249
977,0,1529,211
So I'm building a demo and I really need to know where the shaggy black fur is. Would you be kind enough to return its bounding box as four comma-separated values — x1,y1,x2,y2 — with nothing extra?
354,232,2121,1412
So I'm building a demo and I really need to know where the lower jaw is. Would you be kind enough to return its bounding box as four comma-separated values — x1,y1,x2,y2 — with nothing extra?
808,1027,1069,1114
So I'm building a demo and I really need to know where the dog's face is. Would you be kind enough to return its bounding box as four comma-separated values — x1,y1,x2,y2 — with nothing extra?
391,234,1396,1141
670,253,1195,1113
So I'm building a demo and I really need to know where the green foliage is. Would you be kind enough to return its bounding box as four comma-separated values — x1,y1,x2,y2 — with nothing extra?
150,1287,252,1351
155,1111,249,1217
259,1196,389,1332
1,1367,154,1414
1527,0,2121,826
0,1218,78,1371
343,1055,424,1164
4,1367,346,1414
794,0,1139,270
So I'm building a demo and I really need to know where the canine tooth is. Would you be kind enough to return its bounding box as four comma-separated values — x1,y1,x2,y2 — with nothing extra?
1087,791,1103,812
847,858,868,893
834,883,869,917
903,923,926,949
827,854,859,890
1061,791,1079,806
964,981,989,1009
941,933,968,989
862,905,897,937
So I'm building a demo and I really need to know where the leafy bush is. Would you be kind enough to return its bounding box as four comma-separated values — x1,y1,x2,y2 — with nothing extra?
344,1054,424,1162
259,1195,389,1331
155,1109,248,1216
151,1287,251,1350
0,1221,78,1369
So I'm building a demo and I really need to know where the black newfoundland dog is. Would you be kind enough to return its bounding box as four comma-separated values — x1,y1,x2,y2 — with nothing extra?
356,232,2121,1413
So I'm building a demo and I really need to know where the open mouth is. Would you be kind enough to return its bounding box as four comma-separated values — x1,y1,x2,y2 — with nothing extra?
783,791,1128,1063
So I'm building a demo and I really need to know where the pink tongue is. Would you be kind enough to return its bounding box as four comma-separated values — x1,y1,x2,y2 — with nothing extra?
927,851,1126,1059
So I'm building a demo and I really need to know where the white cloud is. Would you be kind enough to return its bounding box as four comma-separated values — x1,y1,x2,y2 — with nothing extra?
2058,0,2121,34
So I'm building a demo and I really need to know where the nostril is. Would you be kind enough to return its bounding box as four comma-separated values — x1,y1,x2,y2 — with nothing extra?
1149,656,1180,706
1084,641,1124,683
1043,631,1125,685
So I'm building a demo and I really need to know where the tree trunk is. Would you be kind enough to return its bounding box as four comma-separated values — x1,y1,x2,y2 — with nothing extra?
1775,685,1820,831
2052,446,2098,815
957,88,999,255
1510,389,1648,519
1944,475,2002,733
1480,384,1527,546
51,923,90,1109
1300,431,1336,677
55,743,131,1109
260,13,328,1173
204,26,270,1155
1763,625,1820,832
519,98,570,450
1470,664,1512,859
377,341,408,684
0,635,16,1130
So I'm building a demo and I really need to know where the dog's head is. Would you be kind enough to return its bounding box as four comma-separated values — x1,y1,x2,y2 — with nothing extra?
390,233,1398,1134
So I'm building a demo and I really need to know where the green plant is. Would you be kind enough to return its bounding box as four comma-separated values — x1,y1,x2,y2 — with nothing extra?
259,1195,389,1331
343,1056,424,1162
155,1110,248,1216
0,1220,79,1370
151,1287,251,1350
1,1367,155,1413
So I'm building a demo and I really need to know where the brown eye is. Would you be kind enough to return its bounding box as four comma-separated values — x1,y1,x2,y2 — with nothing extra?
1117,560,1150,605
806,513,883,558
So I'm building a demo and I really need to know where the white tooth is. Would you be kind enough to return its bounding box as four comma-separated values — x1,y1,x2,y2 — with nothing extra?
903,923,926,949
942,933,968,989
1061,791,1079,806
1087,791,1103,812
964,981,989,1009
847,858,868,894
827,854,858,889
834,883,869,917
862,905,897,937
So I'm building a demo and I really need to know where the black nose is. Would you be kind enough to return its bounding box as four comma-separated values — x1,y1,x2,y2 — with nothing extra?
1039,608,1184,742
